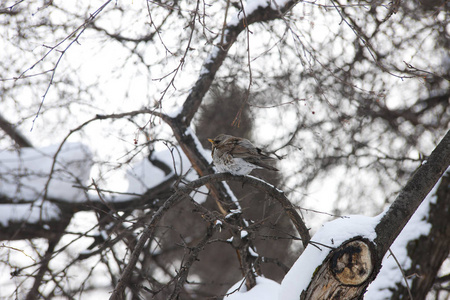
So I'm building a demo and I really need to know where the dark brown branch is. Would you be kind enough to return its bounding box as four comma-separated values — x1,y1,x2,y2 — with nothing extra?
0,114,32,147
89,23,157,43
110,172,308,299
390,171,450,299
241,175,310,247
24,215,72,300
177,0,299,126
168,225,214,300
374,129,450,261
370,93,450,127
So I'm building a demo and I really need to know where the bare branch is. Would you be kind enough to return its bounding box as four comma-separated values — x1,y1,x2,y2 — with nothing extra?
375,129,450,260
0,114,32,147
110,172,308,298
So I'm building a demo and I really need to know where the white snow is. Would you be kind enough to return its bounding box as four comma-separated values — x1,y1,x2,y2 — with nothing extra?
365,169,446,299
224,276,281,300
125,143,208,204
185,126,212,164
165,105,184,118
0,142,92,226
225,209,242,219
279,214,381,300
0,142,93,202
240,230,248,239
200,46,221,75
247,174,283,193
223,181,241,209
0,200,61,226
228,0,290,26
126,152,175,193
249,246,259,257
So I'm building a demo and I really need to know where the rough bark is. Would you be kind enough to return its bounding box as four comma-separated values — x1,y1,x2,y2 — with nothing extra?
301,239,376,300
390,171,450,300
301,130,450,299
374,129,450,261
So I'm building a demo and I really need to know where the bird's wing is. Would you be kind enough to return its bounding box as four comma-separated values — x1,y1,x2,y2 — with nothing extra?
243,157,279,171
218,136,275,160
229,139,259,158
234,139,274,160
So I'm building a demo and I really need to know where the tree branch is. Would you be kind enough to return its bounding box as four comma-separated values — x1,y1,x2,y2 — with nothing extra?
0,114,32,148
390,170,450,299
110,173,308,299
178,0,299,126
298,130,450,299
374,129,450,261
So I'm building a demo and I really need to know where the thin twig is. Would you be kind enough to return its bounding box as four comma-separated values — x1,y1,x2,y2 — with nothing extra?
388,248,414,300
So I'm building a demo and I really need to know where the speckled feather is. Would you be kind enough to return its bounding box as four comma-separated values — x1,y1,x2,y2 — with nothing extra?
209,134,278,175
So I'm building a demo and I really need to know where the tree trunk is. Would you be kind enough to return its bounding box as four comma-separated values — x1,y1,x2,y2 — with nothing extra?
301,130,450,299
390,171,450,299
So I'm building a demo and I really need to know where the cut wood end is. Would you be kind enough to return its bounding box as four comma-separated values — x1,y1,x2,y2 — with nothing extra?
331,240,373,285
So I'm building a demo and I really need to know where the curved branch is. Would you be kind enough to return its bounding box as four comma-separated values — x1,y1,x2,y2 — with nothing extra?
168,224,214,300
110,172,308,299
167,1,301,214
177,0,299,126
242,175,310,247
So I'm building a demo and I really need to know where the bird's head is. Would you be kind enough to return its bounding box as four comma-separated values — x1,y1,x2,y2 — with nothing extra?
208,134,229,147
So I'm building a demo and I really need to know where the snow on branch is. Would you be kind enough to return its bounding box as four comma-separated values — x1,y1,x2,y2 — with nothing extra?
0,143,92,239
374,129,450,260
0,143,93,203
366,167,450,298
277,130,450,299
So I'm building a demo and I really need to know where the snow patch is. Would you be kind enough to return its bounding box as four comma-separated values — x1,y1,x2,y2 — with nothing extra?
365,169,446,299
185,126,212,163
249,247,259,257
225,276,281,300
228,0,290,26
125,143,208,204
0,143,93,202
0,200,61,226
200,46,221,75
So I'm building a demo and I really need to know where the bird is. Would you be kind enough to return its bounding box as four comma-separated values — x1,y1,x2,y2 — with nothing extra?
208,134,279,176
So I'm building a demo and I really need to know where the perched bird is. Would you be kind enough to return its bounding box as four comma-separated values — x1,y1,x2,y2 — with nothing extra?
208,134,279,176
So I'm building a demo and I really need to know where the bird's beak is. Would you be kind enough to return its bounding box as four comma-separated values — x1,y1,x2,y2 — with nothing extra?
208,138,214,145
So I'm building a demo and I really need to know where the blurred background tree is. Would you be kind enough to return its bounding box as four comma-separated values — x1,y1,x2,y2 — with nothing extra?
0,0,448,299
